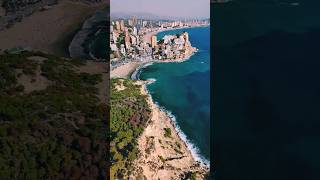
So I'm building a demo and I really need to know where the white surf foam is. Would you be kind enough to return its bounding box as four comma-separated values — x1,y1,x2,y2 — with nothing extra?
146,78,156,84
137,62,210,168
144,86,210,168
160,106,211,167
131,62,154,80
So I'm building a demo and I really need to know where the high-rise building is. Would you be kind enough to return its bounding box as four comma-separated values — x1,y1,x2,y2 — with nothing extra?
183,32,189,42
120,20,125,31
125,31,130,43
142,21,147,27
125,31,131,49
115,21,120,31
120,44,126,55
151,35,157,48
112,32,119,43
125,41,131,49
130,35,137,45
133,27,138,36
132,16,137,26
128,19,133,26
110,25,113,33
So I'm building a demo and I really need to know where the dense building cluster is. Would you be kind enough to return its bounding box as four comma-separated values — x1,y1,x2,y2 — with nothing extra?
110,17,209,62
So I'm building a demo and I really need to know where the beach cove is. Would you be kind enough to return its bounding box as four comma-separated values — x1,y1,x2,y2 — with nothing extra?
110,26,210,179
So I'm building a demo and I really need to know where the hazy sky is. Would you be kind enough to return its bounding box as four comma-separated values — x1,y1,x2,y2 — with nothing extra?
111,0,210,19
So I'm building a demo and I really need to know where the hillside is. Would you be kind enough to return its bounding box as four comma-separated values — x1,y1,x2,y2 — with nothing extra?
110,79,151,179
0,51,108,179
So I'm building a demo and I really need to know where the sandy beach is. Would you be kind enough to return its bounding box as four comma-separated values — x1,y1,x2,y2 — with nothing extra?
110,51,197,79
110,61,144,78
0,1,107,56
130,81,209,179
110,26,202,79
110,26,209,178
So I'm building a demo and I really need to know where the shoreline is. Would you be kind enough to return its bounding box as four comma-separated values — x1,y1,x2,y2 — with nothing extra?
110,25,205,78
69,7,108,60
110,26,210,176
143,24,209,44
142,80,210,166
131,58,210,167
130,49,198,80
131,80,209,179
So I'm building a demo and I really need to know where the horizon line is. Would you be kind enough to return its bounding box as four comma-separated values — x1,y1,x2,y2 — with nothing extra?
110,11,210,20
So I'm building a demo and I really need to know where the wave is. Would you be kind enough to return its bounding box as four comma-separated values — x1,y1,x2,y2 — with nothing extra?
143,83,210,168
135,33,210,167
69,8,107,60
159,105,211,167
146,78,156,84
131,62,154,80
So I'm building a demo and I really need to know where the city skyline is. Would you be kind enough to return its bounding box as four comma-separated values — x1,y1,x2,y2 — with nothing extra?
111,0,210,19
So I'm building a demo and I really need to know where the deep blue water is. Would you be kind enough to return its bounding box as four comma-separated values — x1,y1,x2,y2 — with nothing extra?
213,1,320,179
89,30,107,59
86,8,107,60
139,27,211,163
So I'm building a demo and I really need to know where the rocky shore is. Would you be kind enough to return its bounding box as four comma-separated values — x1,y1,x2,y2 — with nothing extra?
130,80,209,179
69,7,107,60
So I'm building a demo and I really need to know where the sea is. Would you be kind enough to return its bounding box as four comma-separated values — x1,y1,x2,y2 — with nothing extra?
138,27,211,165
213,1,320,179
86,9,108,60
89,28,107,59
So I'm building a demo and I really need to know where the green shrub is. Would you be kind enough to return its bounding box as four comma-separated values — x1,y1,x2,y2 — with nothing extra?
164,127,172,138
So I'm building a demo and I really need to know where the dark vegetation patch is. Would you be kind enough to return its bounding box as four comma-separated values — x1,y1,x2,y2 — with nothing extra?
164,127,172,138
110,79,151,179
0,51,107,179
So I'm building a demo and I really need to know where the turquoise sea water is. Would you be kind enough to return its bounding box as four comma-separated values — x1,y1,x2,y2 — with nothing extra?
139,27,211,164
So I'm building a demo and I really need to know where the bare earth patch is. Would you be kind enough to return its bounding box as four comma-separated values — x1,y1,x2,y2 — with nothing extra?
77,61,108,103
114,79,126,91
16,59,51,93
110,61,143,78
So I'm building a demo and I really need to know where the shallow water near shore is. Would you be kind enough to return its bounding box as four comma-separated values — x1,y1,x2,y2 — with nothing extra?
139,27,211,163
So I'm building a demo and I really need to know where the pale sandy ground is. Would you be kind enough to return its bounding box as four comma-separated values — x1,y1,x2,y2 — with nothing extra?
110,61,143,78
16,56,108,103
0,1,106,56
110,51,197,79
17,56,51,94
77,61,109,103
130,81,209,180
